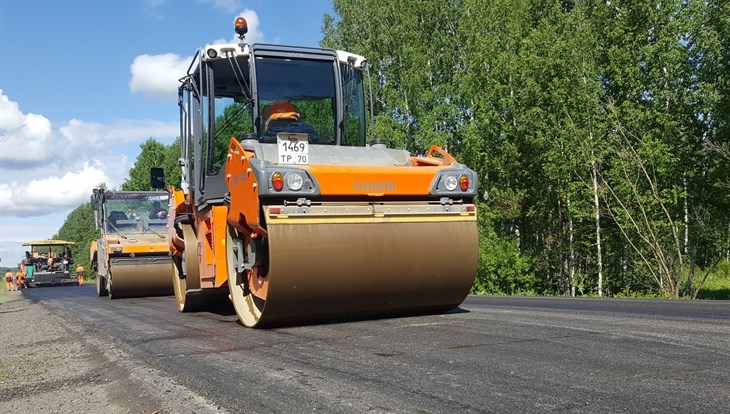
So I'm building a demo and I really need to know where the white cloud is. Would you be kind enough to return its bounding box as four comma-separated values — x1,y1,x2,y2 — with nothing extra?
0,163,111,217
0,89,55,166
128,9,264,100
129,53,191,101
0,213,70,263
59,118,178,147
0,91,175,221
1,92,176,173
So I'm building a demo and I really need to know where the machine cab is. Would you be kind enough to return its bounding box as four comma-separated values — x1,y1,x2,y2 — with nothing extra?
177,18,369,205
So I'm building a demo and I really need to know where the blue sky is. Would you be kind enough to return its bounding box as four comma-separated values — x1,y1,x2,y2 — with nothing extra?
0,0,334,264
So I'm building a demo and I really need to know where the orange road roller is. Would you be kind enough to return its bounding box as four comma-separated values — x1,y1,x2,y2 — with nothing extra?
90,189,174,298
167,18,479,327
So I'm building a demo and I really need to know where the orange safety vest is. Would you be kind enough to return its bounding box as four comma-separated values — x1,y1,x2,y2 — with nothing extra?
263,101,301,132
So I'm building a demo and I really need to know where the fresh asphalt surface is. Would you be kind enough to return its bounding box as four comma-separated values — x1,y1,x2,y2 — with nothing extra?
22,286,730,413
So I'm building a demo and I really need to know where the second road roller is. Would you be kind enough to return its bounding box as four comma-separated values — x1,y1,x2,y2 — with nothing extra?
90,188,174,298
167,18,479,327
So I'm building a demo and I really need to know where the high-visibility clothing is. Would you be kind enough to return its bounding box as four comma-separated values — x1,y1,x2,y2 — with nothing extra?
5,271,14,291
76,265,85,285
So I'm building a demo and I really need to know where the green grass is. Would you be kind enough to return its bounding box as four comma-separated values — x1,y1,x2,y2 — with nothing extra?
695,260,730,300
0,286,22,305
696,277,730,300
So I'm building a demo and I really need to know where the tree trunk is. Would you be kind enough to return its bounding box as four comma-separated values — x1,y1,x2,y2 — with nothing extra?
592,159,603,297
683,174,689,258
567,194,575,297
683,174,690,296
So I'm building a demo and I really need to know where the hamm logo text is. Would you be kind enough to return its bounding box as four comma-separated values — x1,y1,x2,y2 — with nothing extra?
353,181,396,192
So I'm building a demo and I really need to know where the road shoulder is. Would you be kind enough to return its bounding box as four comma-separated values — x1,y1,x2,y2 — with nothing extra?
0,290,217,413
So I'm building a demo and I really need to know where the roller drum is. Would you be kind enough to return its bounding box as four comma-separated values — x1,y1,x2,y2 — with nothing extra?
236,216,478,327
108,256,174,298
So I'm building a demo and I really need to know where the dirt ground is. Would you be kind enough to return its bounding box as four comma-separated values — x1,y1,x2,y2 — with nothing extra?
0,288,223,414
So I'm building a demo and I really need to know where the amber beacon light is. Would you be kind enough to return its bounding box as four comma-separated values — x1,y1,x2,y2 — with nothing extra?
235,17,248,39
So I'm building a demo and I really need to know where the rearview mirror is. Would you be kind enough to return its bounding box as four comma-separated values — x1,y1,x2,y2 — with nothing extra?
150,168,165,189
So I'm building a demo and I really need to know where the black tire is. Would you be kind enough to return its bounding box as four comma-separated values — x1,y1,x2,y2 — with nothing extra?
96,274,108,296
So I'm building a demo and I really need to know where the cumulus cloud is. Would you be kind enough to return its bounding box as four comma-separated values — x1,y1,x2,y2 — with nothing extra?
0,91,175,220
0,163,112,217
129,53,191,100
0,90,55,167
1,91,176,172
59,118,178,148
128,9,264,100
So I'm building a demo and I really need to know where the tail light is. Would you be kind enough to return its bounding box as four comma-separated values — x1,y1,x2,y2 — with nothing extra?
271,172,284,191
459,174,469,191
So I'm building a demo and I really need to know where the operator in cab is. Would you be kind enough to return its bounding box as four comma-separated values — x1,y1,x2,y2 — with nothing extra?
149,201,167,219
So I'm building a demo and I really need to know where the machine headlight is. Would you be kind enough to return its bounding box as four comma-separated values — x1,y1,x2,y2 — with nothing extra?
286,172,304,191
444,175,458,191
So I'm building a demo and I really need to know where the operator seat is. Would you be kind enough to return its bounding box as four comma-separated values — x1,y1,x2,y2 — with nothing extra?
108,211,127,227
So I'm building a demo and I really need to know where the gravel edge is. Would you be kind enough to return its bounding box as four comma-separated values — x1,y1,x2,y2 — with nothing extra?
0,290,227,414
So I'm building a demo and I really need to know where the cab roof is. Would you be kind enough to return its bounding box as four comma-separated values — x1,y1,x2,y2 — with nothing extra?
22,240,75,247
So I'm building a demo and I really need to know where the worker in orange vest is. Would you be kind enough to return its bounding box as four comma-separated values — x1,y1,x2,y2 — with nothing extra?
76,264,85,285
4,270,14,291
15,267,26,289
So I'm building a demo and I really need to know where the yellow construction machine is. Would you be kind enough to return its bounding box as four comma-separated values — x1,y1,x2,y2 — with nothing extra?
167,18,479,327
21,240,77,287
90,188,173,298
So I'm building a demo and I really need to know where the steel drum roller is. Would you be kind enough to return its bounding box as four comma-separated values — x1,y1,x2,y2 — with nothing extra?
230,214,478,327
109,256,174,298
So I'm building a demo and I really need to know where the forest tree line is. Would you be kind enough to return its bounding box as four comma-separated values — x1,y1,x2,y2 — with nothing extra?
320,0,730,298
55,0,729,299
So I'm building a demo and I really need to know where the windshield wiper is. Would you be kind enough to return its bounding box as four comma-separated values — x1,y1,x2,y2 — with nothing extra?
214,103,249,141
104,219,128,240
146,224,166,239
228,56,253,102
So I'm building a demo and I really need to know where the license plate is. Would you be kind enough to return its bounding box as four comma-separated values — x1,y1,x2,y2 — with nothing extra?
277,133,309,165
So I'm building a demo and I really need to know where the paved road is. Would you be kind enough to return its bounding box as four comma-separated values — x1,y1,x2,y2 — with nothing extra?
23,286,730,413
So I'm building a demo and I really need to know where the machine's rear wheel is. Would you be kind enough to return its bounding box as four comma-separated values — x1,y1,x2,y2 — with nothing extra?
172,256,198,312
96,274,108,296
173,224,200,312
227,226,267,328
107,275,114,299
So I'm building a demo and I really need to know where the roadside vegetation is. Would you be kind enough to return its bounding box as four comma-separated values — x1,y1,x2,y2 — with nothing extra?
321,0,730,299
48,0,728,300
693,260,730,300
